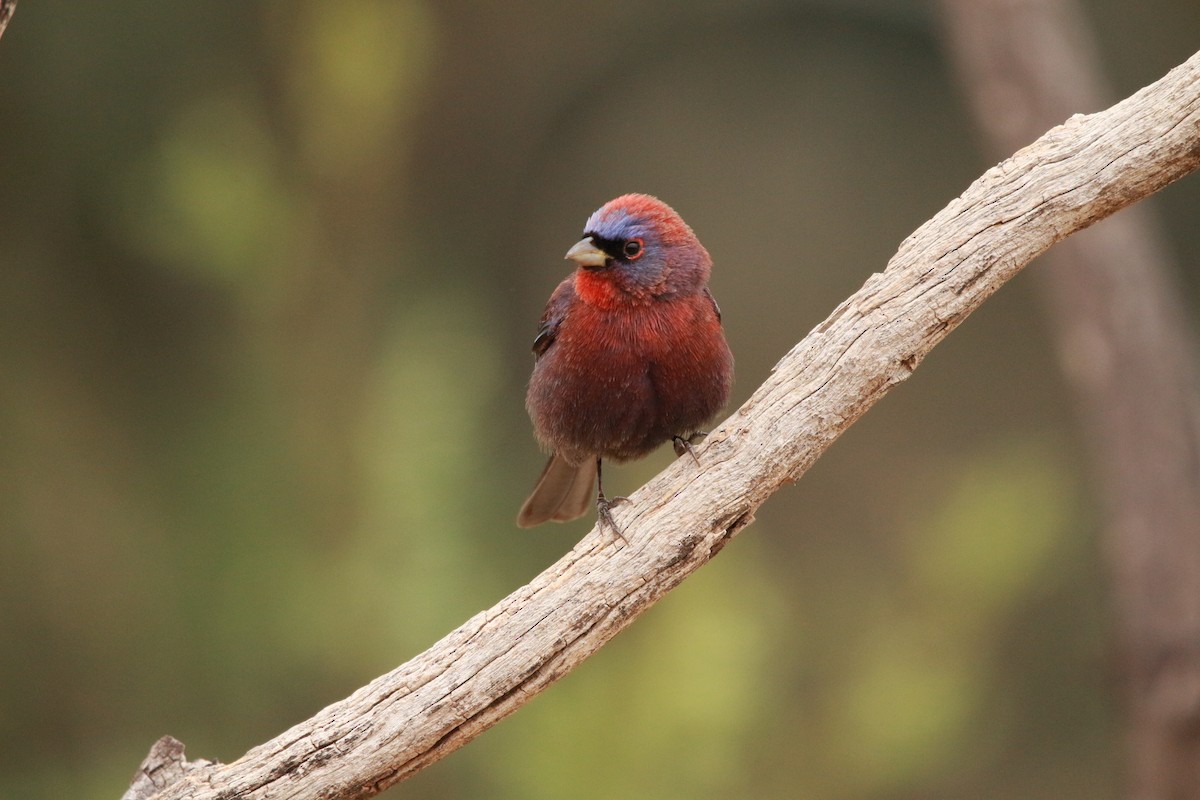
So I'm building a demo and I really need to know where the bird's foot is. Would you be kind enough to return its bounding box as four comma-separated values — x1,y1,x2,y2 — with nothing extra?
596,494,630,542
673,432,708,464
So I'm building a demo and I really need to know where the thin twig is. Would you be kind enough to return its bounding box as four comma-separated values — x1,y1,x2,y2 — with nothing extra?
0,0,16,42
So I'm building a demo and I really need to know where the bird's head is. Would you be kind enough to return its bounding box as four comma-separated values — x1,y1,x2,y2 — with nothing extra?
565,194,712,298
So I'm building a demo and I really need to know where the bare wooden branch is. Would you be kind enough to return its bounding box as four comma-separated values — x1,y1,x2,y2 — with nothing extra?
939,5,1200,797
0,0,16,42
127,50,1200,800
122,738,212,800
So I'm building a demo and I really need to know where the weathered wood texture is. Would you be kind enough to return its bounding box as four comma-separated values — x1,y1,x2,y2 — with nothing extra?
939,5,1200,797
126,49,1200,800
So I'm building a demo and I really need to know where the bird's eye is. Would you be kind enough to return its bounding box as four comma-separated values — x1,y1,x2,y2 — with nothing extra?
623,238,644,259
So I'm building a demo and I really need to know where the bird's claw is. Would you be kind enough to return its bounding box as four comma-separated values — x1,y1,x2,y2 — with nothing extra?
673,432,708,464
597,494,629,542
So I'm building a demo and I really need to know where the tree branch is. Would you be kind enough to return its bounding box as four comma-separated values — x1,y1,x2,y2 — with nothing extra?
938,6,1200,797
0,0,16,42
126,50,1200,800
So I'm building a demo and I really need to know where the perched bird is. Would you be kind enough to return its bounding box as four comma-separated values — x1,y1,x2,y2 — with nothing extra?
517,193,734,532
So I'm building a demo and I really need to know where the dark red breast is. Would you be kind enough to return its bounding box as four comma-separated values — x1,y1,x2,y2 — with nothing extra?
525,275,733,466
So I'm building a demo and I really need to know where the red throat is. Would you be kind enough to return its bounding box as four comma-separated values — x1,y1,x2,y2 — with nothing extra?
573,269,624,310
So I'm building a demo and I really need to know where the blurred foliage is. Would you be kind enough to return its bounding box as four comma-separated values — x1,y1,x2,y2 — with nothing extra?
1,1,1197,798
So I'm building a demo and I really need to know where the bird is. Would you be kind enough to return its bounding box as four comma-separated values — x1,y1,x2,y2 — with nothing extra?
517,193,733,534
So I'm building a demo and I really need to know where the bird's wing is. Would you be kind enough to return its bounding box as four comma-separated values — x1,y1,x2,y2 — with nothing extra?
703,286,723,323
532,277,576,359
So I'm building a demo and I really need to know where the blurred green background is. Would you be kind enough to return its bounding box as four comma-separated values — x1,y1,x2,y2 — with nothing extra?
2,1,1198,798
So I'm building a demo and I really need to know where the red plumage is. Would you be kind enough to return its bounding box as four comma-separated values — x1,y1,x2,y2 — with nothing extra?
517,194,733,530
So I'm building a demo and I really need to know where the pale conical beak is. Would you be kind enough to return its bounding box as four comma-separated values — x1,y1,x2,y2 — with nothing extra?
564,237,608,268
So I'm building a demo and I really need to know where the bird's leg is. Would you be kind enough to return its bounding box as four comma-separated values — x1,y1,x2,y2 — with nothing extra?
595,457,629,541
672,431,708,464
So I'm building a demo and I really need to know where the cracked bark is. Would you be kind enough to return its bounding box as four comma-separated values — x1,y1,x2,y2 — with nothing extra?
125,48,1200,800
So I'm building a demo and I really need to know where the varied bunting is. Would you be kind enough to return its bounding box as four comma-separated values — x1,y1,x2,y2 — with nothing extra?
517,194,733,532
